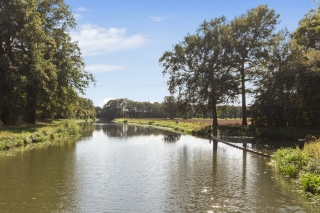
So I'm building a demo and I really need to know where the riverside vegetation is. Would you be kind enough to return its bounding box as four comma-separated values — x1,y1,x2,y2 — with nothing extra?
115,118,320,139
116,118,209,135
270,140,320,203
0,120,81,151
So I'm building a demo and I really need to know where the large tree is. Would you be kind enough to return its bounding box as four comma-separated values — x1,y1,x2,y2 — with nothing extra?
160,17,238,126
230,5,280,125
292,4,320,50
0,0,27,125
251,30,297,126
0,0,95,125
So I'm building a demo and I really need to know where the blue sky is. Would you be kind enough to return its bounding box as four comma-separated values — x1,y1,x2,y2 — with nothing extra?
65,0,316,107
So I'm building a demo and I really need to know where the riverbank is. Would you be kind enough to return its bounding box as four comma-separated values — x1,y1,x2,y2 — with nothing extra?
270,141,320,203
0,120,83,151
114,118,320,139
115,118,210,135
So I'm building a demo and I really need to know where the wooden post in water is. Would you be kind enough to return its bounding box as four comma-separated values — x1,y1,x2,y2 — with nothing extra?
208,128,218,151
213,139,218,151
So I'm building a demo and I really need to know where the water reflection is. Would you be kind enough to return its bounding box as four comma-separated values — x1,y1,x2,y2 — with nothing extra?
220,136,296,155
94,122,177,139
78,122,95,140
0,123,319,212
0,136,79,212
163,134,181,143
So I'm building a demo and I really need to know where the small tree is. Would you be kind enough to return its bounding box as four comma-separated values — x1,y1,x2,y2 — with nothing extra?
162,96,178,119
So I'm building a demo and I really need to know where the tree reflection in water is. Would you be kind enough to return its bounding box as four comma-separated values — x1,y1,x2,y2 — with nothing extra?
80,122,182,142
94,122,176,139
163,134,181,143
78,122,95,140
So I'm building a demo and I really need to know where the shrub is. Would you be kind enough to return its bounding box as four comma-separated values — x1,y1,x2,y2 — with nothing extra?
271,148,307,178
66,122,80,135
304,142,320,160
301,173,320,194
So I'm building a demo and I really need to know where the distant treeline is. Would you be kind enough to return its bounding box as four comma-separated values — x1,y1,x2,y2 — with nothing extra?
95,97,245,120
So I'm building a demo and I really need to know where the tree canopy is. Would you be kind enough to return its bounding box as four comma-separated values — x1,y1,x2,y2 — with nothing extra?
251,6,320,127
160,5,279,126
230,5,280,125
160,4,319,127
0,0,95,125
160,17,238,126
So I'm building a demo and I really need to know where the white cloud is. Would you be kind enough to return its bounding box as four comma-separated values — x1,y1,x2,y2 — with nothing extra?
73,13,82,20
99,97,114,107
71,24,146,56
85,64,125,73
148,16,166,22
75,7,89,12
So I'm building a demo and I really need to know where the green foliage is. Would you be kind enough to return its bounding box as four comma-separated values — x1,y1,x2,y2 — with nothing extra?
301,173,320,194
116,118,209,136
160,17,238,126
0,0,95,125
231,5,280,125
100,98,167,119
75,97,96,119
162,96,178,119
95,107,102,118
251,7,320,127
217,125,250,137
0,120,80,150
271,140,320,198
292,4,320,50
271,148,307,178
148,121,155,125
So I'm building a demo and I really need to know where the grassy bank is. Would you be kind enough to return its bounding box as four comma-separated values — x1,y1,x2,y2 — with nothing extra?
270,141,320,202
0,120,81,151
114,118,320,140
115,118,210,135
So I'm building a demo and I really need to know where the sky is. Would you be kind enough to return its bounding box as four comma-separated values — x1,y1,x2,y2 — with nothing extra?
65,0,317,107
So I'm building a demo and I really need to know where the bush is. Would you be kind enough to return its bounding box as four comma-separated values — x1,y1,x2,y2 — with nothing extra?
271,148,307,178
304,142,320,159
66,122,80,135
301,173,320,194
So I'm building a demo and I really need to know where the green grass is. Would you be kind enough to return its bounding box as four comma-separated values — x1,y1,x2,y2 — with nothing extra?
0,120,81,151
116,118,210,135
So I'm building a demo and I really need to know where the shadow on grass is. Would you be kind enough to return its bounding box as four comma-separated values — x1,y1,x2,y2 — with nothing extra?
0,120,58,134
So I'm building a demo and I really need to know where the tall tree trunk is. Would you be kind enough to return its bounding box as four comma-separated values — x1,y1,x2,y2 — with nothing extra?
2,105,13,125
25,87,37,124
241,66,247,125
211,94,218,126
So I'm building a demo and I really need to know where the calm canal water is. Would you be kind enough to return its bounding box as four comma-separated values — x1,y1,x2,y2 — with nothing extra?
0,122,319,213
